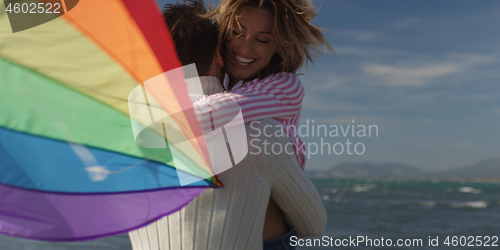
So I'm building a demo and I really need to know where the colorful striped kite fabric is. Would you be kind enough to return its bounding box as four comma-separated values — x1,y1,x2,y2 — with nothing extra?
0,0,220,241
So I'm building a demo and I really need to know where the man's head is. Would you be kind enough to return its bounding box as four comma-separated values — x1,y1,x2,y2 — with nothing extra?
163,0,223,80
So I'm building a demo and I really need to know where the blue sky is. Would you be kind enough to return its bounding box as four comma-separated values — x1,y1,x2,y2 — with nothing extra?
158,0,500,171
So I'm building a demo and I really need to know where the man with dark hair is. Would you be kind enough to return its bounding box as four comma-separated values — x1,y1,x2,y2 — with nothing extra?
162,0,224,82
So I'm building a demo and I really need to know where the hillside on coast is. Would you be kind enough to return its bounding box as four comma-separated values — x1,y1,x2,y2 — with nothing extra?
308,157,500,179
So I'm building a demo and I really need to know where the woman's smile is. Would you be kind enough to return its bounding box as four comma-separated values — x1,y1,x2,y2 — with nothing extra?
235,54,256,66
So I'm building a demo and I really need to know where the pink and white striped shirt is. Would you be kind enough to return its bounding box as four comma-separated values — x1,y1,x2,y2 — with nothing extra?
192,72,306,169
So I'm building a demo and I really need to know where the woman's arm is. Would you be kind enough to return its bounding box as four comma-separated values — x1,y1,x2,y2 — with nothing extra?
257,118,327,238
192,72,304,133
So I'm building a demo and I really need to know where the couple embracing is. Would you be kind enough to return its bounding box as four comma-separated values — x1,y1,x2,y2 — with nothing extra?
129,0,332,249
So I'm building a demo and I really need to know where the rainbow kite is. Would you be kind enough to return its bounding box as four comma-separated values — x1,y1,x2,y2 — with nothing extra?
0,0,221,241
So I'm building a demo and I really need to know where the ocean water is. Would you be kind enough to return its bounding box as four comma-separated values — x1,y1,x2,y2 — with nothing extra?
304,179,500,249
1,179,499,249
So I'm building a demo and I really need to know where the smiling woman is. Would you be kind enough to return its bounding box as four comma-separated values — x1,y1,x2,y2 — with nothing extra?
208,0,332,89
225,6,277,85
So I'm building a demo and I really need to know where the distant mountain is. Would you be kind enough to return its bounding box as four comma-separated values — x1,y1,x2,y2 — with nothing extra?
307,157,500,179
308,162,428,178
435,157,500,178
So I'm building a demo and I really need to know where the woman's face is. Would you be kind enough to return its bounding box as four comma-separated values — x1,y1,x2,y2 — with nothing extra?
225,6,277,82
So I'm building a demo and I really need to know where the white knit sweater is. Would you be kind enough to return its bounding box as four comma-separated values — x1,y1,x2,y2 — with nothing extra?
129,77,326,250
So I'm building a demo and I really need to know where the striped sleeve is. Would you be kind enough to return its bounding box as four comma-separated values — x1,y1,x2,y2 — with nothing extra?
192,72,304,134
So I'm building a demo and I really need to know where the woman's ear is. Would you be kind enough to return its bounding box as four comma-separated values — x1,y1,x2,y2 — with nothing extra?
214,45,224,68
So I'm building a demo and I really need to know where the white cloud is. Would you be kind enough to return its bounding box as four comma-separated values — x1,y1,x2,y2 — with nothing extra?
363,54,496,87
453,53,496,66
392,17,419,30
364,63,459,86
334,30,383,42
447,93,498,102
305,75,344,91
335,46,410,58
302,95,361,112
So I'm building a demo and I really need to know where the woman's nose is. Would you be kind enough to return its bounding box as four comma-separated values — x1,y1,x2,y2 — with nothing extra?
240,36,253,54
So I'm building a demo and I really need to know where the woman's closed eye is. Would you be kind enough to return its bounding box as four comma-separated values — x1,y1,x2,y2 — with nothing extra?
232,30,241,36
257,39,270,44
232,29,270,44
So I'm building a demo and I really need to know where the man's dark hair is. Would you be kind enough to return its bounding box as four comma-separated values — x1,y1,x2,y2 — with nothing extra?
163,0,218,76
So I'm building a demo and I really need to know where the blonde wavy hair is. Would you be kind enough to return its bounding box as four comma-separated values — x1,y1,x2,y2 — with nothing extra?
205,0,332,79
